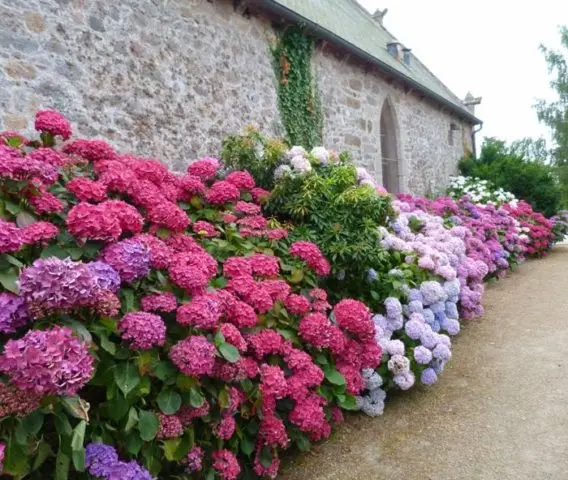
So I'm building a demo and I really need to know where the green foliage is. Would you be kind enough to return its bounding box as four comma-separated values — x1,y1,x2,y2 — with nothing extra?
221,126,288,190
459,137,563,216
271,27,323,149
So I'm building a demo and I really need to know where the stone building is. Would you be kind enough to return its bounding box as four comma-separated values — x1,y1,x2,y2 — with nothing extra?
0,0,482,195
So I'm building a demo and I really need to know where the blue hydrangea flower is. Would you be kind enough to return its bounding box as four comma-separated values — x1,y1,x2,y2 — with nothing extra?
445,301,459,319
408,300,424,314
434,311,447,323
385,339,405,356
393,371,415,390
85,443,119,477
421,368,438,385
430,301,446,314
443,279,461,298
366,268,378,282
422,308,435,323
430,320,441,332
444,319,460,336
387,314,404,331
432,343,452,361
420,329,439,349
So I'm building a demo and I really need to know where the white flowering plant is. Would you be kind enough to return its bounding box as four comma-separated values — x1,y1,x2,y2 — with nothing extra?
447,176,517,206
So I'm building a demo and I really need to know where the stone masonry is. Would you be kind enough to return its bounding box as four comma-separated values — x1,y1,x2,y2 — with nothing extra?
0,0,474,194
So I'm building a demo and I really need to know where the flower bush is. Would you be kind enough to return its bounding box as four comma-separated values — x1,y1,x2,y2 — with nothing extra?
0,112,382,479
447,175,517,206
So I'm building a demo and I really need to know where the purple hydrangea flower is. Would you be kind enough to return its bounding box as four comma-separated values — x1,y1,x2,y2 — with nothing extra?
421,368,438,385
430,320,441,332
393,371,415,390
408,300,424,314
87,261,121,292
107,461,153,480
437,334,452,348
362,368,383,390
435,311,447,324
404,318,425,340
184,447,204,474
444,319,460,336
431,358,446,374
19,257,99,317
386,314,404,331
0,293,29,334
372,314,388,331
0,326,94,396
420,329,439,349
384,297,402,319
413,345,433,364
432,343,452,361
443,279,461,298
101,238,151,283
86,443,119,477
407,288,423,303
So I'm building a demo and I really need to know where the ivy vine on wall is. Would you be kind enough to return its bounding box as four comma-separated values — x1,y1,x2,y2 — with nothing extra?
271,27,323,149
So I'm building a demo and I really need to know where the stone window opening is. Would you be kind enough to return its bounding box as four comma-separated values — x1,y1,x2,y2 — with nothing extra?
380,99,400,193
448,122,459,146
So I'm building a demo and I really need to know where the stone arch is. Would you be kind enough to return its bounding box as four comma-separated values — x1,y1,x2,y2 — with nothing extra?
379,97,401,193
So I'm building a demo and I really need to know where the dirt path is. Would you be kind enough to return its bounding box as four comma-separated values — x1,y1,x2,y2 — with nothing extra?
281,246,568,480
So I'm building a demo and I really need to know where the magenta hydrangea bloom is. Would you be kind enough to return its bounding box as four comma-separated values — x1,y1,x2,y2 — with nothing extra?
183,447,204,473
0,293,30,334
101,238,151,283
212,449,241,480
35,110,72,140
0,219,23,254
169,336,216,376
0,326,94,396
119,312,166,350
176,295,221,330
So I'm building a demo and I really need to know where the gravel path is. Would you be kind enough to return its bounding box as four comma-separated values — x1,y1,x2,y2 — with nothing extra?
281,246,568,480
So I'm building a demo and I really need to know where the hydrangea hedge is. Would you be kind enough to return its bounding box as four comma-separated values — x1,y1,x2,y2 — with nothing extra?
0,115,563,479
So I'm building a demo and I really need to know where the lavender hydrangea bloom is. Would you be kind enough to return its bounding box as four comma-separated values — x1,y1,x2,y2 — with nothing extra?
430,320,441,332
0,293,29,334
393,371,415,390
437,334,452,348
19,257,99,317
372,314,388,331
101,238,151,283
384,297,402,319
431,358,446,374
87,261,121,292
408,300,424,314
386,314,404,331
421,368,438,385
86,443,119,477
435,311,447,324
413,345,433,364
407,288,423,303
274,165,292,180
444,319,460,336
404,318,425,340
420,281,447,305
385,339,405,356
432,343,452,361
420,329,439,349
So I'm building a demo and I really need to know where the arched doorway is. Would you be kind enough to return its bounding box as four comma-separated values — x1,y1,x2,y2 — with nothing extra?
380,99,400,193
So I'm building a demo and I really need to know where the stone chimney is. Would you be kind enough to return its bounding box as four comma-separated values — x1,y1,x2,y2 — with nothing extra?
372,8,388,25
463,92,482,114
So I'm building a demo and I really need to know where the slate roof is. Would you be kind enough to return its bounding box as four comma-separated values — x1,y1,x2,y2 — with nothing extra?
259,0,481,124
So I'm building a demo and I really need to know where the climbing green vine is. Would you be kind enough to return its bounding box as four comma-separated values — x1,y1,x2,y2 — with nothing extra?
271,27,323,149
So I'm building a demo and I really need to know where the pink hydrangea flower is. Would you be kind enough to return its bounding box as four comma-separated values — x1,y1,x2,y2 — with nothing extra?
187,158,219,180
20,221,59,245
192,220,219,237
141,292,177,313
225,171,255,190
176,295,221,330
220,323,247,351
285,294,311,315
214,415,236,440
118,312,166,350
35,110,72,140
212,450,241,480
157,413,183,439
169,336,216,376
248,253,280,278
206,181,240,205
66,177,107,202
0,220,24,253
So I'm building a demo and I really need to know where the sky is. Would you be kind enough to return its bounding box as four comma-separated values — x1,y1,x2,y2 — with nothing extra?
357,0,568,146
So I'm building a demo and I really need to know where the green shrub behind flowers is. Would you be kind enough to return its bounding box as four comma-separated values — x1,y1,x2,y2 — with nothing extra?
221,129,435,312
0,113,381,479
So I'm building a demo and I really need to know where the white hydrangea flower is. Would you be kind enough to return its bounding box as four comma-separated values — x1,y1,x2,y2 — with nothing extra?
274,164,292,180
290,155,312,173
310,146,330,165
286,146,307,159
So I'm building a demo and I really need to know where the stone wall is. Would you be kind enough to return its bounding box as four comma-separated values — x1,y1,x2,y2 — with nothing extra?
0,0,283,171
0,0,473,193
